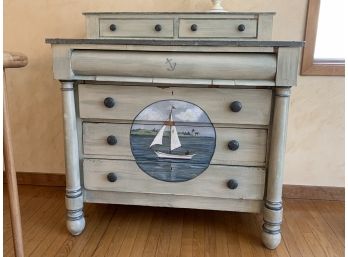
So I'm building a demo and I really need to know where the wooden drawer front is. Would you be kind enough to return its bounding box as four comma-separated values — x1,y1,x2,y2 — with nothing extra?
71,50,276,81
179,19,257,38
78,85,272,125
83,123,267,166
83,159,265,200
99,19,174,38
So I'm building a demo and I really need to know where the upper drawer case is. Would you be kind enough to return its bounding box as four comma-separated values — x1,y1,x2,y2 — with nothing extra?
179,19,257,38
84,12,274,40
99,19,174,38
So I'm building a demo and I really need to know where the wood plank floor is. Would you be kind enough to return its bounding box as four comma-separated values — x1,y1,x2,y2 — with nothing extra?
3,185,345,257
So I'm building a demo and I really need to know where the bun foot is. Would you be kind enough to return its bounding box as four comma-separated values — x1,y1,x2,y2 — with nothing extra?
262,231,281,249
67,216,85,236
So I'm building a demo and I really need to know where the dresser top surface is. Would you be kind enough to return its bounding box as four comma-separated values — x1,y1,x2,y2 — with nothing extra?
45,38,304,47
82,12,276,15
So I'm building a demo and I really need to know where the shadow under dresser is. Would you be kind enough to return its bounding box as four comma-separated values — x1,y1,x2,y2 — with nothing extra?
46,12,303,249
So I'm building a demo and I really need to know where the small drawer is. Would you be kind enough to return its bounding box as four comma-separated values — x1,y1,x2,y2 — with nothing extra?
83,159,265,200
78,85,272,125
179,19,257,38
82,122,267,166
99,19,174,38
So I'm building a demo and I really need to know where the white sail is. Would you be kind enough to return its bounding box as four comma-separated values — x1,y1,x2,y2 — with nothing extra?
150,125,166,147
170,125,181,151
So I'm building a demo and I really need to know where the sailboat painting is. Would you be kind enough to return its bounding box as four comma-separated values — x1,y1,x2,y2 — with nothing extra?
130,100,216,182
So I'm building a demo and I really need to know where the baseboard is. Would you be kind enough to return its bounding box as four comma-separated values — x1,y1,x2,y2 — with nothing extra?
4,172,345,201
283,184,344,201
4,172,66,187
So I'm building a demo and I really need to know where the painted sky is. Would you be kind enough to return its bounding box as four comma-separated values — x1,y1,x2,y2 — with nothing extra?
132,100,215,137
135,100,210,123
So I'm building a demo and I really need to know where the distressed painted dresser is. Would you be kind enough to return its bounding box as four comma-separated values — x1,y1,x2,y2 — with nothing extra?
46,12,303,249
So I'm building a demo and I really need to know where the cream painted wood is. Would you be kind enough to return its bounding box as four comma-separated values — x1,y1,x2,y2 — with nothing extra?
178,19,257,38
212,127,267,166
49,43,276,81
275,48,300,86
82,122,267,166
84,77,276,87
85,15,99,39
83,12,274,40
81,119,268,129
78,85,272,125
71,50,276,81
52,45,74,80
84,190,263,213
82,122,133,159
99,19,174,38
83,159,265,200
262,87,291,249
61,81,85,236
257,14,274,40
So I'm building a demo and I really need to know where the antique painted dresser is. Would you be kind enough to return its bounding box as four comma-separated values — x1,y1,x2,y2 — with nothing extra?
47,11,303,249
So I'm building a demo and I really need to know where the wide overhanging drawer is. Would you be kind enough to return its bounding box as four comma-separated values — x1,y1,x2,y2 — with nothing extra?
71,50,276,81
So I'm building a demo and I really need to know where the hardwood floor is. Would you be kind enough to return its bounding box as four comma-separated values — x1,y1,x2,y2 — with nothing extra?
3,185,345,257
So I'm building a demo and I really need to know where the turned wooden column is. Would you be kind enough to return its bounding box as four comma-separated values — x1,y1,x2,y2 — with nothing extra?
262,87,291,249
60,81,85,235
3,51,28,257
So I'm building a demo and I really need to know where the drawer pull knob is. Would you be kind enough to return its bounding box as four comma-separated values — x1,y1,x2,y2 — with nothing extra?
109,24,117,31
227,179,238,189
191,24,198,31
238,24,245,32
230,101,242,112
228,140,239,151
107,135,117,145
154,24,162,32
107,172,117,182
104,97,115,108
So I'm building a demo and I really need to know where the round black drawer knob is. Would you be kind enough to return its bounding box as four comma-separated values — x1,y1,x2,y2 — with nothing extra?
155,24,162,32
230,101,242,112
238,24,245,32
227,179,238,189
109,24,117,31
191,24,198,31
106,135,117,145
228,140,239,151
104,97,115,108
107,172,117,182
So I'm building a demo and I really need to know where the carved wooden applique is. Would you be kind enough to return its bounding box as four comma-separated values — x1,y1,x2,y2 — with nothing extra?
130,100,216,182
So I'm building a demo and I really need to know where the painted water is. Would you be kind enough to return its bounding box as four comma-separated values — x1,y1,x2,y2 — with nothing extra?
130,134,215,182
130,100,216,182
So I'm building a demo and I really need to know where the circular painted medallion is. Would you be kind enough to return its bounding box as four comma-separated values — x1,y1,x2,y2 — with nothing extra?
130,100,216,182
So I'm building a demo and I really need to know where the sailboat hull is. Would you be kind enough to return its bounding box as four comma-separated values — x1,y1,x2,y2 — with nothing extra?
154,151,195,160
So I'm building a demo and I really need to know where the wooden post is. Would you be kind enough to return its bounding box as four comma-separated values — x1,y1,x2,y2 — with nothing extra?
3,51,28,257
262,87,290,249
61,81,85,235
4,79,25,257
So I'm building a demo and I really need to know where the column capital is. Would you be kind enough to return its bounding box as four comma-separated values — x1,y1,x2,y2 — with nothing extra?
274,87,291,97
